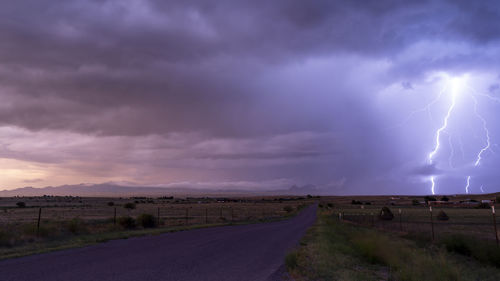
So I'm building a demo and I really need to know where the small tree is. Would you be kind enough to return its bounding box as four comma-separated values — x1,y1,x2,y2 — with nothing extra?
124,202,136,210
137,214,157,228
476,202,490,209
379,206,394,220
437,210,449,221
16,202,26,208
424,196,437,204
118,216,136,229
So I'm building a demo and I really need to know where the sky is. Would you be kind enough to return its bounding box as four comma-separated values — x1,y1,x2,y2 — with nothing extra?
1,0,500,195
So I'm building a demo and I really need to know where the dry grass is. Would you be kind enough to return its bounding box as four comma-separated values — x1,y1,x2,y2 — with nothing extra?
0,195,313,259
288,209,500,281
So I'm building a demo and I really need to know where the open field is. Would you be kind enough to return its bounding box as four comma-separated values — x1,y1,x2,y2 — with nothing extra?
0,195,315,259
319,194,500,242
287,207,500,281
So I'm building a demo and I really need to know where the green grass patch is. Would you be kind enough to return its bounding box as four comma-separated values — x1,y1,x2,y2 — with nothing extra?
288,211,500,281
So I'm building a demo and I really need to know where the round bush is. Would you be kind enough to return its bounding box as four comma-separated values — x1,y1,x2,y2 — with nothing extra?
118,216,136,229
123,202,136,210
437,210,449,221
66,218,88,234
379,206,394,220
16,202,26,208
137,214,157,228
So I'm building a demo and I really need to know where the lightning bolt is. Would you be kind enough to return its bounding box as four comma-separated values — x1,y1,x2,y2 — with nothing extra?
471,95,491,167
463,88,493,194
465,175,471,194
447,132,455,168
427,80,458,194
398,74,494,195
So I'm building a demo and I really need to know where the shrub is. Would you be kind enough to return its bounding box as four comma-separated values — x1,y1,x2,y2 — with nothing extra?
285,251,299,270
351,200,362,205
327,203,333,208
424,196,437,203
412,199,420,206
379,206,394,220
107,202,114,206
16,202,26,208
0,231,13,247
283,206,294,213
440,196,449,202
66,218,87,234
476,202,490,209
137,213,157,228
436,210,449,221
118,216,136,229
123,202,136,210
440,234,500,267
441,235,472,256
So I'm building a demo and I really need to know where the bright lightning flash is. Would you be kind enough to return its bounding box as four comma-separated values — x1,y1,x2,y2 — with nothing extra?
422,75,493,194
427,77,461,194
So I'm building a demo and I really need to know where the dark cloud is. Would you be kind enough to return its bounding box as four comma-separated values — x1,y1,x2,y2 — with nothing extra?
1,1,500,194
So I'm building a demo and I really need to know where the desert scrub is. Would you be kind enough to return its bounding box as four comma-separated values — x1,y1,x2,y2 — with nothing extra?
65,218,88,234
285,251,299,270
118,216,136,229
137,214,157,228
288,211,500,281
123,203,136,210
440,234,500,268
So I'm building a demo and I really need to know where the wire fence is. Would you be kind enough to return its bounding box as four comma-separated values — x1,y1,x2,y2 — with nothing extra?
0,201,302,231
336,206,500,244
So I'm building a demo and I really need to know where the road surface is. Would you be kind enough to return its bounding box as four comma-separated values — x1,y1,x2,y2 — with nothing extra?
0,205,316,281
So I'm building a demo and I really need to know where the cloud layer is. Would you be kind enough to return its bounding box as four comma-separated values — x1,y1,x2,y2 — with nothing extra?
1,0,500,194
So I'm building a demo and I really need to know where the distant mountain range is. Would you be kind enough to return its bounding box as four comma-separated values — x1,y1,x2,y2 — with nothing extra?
0,183,326,197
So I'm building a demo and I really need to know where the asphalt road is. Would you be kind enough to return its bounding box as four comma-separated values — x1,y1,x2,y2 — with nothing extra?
0,205,317,281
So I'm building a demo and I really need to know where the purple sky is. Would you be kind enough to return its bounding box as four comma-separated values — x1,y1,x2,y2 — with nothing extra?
1,0,500,194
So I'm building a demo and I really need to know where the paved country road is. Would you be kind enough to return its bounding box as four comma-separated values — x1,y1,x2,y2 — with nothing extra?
0,205,317,281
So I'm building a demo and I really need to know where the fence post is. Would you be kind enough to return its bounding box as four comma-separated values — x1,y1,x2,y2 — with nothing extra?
371,212,374,227
492,206,499,247
399,208,402,232
429,206,435,241
36,207,42,237
231,207,234,222
114,207,117,225
157,207,160,226
205,208,208,224
185,208,189,225
220,207,222,218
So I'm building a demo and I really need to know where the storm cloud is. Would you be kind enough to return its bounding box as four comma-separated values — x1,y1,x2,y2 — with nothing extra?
1,0,500,194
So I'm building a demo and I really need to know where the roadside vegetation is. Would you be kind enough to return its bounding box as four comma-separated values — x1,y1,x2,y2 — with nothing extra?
0,197,312,260
286,208,500,281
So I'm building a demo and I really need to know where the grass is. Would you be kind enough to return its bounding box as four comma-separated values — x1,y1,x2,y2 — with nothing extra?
287,209,500,281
